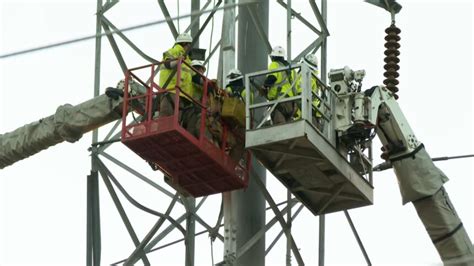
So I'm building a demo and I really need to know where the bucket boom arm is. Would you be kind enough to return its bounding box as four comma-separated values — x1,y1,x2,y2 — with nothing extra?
329,67,474,263
0,81,145,169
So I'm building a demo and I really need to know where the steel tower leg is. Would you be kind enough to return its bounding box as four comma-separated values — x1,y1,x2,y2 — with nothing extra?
286,1,292,264
86,168,101,266
184,3,200,265
221,0,238,263
184,195,196,266
319,1,328,265
234,0,268,265
87,1,103,265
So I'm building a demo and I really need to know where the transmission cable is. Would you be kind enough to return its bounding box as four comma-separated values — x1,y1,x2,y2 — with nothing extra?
0,1,255,59
373,153,474,171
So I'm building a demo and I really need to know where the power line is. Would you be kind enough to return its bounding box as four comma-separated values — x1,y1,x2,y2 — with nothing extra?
0,1,255,60
373,154,474,172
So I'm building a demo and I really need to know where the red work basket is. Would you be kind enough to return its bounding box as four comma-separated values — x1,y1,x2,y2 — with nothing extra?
121,59,249,197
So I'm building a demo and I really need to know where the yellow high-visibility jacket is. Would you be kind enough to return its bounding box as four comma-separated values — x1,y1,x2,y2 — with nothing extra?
295,70,322,118
159,44,193,100
266,61,296,100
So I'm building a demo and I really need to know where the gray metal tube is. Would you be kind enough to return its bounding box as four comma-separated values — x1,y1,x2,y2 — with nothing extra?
286,2,292,265
88,0,103,264
191,0,200,47
234,0,268,265
184,2,200,265
221,0,236,86
319,1,328,265
221,1,238,263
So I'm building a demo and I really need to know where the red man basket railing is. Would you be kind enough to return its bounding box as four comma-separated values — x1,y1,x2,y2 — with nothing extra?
121,58,249,197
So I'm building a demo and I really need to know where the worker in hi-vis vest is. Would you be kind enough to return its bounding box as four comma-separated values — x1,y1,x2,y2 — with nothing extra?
190,60,207,102
296,54,324,130
263,45,297,124
159,33,199,136
190,60,222,143
225,68,252,103
223,68,247,164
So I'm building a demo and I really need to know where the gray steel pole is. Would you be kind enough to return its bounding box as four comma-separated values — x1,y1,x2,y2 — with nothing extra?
87,0,102,265
321,0,327,85
184,198,196,266
286,189,292,266
286,0,291,63
191,0,200,47
184,2,200,265
318,215,325,266
221,0,236,85
319,1,328,265
286,1,292,266
234,0,268,265
221,1,238,263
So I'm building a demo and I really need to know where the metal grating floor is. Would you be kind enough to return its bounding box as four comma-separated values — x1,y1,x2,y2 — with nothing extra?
122,119,247,197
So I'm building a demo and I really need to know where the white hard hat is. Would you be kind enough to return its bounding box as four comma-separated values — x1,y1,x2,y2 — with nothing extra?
303,54,318,70
270,45,286,58
191,60,206,70
176,32,193,44
226,68,243,82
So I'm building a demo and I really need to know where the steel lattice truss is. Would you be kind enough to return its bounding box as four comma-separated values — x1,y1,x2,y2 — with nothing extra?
85,1,370,265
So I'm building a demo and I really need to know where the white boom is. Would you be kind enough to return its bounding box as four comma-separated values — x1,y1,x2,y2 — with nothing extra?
329,67,474,264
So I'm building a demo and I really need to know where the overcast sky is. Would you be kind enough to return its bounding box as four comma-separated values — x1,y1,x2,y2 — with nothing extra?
1,0,473,265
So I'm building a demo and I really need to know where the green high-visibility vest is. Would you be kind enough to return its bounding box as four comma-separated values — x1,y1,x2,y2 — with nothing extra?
159,44,194,100
295,70,322,118
266,61,296,100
